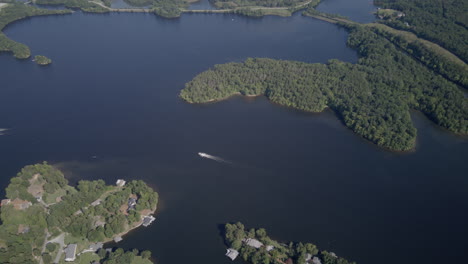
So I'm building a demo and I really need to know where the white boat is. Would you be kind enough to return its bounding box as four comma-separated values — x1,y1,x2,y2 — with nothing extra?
198,152,208,158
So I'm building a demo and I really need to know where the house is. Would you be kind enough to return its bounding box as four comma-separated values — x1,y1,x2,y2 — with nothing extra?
11,198,32,210
65,244,77,262
1,199,10,206
305,253,312,262
266,245,274,252
127,197,137,211
73,209,83,216
17,224,30,234
116,179,126,187
82,242,103,253
312,257,322,264
114,236,123,243
142,215,156,227
225,248,239,261
91,199,102,206
243,238,263,249
94,220,106,228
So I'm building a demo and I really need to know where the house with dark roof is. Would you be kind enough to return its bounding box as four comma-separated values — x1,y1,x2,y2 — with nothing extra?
142,215,156,227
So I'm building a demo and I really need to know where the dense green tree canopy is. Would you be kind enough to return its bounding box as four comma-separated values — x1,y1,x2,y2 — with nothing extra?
181,26,467,151
374,0,468,62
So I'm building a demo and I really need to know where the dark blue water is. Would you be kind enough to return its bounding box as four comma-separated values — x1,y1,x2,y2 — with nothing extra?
317,0,376,23
0,7,467,264
111,0,151,9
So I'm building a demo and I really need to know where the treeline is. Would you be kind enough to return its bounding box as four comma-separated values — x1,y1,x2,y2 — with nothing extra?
99,248,152,264
124,0,153,7
211,0,307,9
370,25,468,89
374,0,468,62
35,0,110,13
225,222,355,264
181,26,467,151
0,3,71,59
5,162,68,202
153,0,188,18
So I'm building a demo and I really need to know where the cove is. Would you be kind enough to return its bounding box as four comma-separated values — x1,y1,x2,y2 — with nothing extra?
0,8,467,264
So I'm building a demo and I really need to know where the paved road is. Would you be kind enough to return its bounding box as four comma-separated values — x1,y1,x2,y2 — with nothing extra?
45,233,66,264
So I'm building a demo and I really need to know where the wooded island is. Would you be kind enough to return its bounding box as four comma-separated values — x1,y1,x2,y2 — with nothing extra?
223,222,355,264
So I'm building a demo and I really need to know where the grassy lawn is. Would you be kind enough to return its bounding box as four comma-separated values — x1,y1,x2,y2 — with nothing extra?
77,252,100,264
64,234,89,253
44,187,67,204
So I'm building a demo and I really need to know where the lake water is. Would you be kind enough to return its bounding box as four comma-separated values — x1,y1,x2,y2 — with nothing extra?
0,1,467,264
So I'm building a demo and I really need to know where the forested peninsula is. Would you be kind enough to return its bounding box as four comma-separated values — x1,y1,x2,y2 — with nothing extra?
180,0,468,151
0,3,71,59
180,24,467,151
0,162,158,264
223,222,355,264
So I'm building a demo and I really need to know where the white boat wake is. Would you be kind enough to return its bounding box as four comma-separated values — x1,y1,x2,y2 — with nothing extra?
0,128,8,136
198,152,231,164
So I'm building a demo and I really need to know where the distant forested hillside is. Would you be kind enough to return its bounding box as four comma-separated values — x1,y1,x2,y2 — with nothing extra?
210,0,311,8
374,0,468,62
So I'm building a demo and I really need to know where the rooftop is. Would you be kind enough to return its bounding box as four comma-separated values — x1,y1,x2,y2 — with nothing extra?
142,215,156,227
312,256,322,264
65,244,77,262
225,248,239,261
244,238,264,249
116,179,126,187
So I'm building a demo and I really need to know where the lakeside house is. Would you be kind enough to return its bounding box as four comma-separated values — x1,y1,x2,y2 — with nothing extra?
10,198,32,210
266,245,274,252
1,199,10,206
312,256,322,264
116,179,126,187
225,248,239,261
142,215,156,227
128,197,137,211
243,238,264,249
65,244,77,262
82,242,103,253
114,236,123,243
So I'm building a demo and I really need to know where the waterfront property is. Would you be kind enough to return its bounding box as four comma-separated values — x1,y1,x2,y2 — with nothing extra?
243,238,263,248
116,179,126,187
64,244,77,262
82,242,103,253
225,248,239,261
142,215,156,227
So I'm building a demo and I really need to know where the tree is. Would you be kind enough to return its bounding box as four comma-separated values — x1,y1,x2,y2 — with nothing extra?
141,250,151,259
45,243,56,252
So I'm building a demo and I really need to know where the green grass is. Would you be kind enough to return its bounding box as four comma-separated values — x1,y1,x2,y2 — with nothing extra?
77,252,100,264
